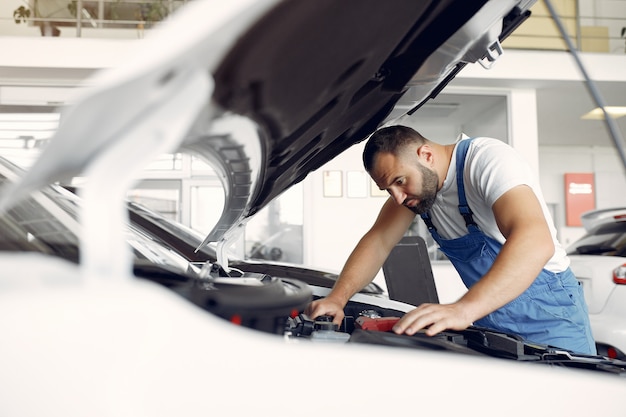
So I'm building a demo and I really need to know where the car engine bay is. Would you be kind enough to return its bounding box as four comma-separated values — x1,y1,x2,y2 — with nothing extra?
142,262,626,376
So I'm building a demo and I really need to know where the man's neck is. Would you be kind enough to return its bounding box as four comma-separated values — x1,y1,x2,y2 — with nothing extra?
434,143,456,188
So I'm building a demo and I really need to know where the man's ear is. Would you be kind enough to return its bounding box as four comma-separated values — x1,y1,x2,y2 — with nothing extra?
416,144,434,164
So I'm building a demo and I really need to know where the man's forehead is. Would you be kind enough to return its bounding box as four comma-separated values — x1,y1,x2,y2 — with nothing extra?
371,152,399,188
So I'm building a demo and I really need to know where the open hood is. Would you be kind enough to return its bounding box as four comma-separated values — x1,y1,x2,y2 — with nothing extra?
0,0,536,273
196,0,536,250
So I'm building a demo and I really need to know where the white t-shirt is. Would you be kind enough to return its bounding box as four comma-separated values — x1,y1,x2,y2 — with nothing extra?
427,136,569,272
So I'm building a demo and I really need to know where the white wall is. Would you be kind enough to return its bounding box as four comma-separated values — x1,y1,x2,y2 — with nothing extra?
538,145,626,247
302,141,386,282
461,91,509,142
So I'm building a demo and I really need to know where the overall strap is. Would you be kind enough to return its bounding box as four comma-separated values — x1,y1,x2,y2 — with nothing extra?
455,138,478,229
420,211,436,231
420,138,477,232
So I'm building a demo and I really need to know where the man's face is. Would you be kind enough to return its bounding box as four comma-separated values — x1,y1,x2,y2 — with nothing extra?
371,150,439,214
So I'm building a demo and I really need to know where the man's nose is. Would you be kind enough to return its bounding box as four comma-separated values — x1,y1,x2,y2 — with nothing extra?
389,188,405,205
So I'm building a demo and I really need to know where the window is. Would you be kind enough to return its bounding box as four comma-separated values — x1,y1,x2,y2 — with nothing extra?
19,0,187,30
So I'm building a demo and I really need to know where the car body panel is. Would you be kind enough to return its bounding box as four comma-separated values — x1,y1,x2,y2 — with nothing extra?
568,207,626,355
589,284,626,358
569,255,624,314
1,255,625,417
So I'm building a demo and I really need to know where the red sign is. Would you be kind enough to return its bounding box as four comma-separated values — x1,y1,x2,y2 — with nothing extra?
564,173,595,226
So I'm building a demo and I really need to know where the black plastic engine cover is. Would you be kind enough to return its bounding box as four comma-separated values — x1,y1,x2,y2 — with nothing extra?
188,274,312,334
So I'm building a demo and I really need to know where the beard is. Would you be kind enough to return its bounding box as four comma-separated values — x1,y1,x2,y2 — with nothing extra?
405,163,439,215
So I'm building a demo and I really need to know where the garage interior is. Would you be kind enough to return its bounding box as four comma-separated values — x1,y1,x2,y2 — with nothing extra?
1,0,626,292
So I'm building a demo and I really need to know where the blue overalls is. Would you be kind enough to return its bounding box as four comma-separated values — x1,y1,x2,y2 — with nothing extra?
420,138,596,354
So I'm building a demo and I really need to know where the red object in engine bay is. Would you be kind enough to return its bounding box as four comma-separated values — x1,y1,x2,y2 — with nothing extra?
355,316,401,332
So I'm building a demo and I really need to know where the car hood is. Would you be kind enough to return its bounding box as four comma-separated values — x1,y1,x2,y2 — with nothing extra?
0,0,536,269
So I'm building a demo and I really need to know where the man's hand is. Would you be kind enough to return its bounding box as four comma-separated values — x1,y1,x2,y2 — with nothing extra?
305,297,346,326
392,302,474,336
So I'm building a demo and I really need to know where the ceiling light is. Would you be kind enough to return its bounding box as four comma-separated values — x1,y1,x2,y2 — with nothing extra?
581,106,626,120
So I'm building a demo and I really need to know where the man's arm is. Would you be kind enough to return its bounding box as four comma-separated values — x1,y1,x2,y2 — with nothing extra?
392,185,555,336
306,198,415,325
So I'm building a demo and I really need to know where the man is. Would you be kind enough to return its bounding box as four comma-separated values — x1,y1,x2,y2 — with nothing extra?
306,125,595,354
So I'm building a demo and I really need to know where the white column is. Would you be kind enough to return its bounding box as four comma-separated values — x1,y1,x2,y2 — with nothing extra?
508,88,540,174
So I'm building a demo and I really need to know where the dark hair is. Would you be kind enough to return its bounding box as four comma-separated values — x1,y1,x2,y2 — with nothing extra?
363,125,425,172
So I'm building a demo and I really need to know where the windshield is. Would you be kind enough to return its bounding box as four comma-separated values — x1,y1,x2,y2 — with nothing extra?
0,170,194,276
0,177,80,260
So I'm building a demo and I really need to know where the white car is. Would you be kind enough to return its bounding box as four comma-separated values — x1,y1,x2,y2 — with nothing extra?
1,1,626,416
568,207,626,359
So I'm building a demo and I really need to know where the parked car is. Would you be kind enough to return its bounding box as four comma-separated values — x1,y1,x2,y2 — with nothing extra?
568,207,626,360
1,1,626,416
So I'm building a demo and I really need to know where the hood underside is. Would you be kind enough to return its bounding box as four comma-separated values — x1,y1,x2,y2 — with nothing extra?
214,0,486,214
212,0,489,214
201,0,534,245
